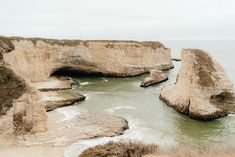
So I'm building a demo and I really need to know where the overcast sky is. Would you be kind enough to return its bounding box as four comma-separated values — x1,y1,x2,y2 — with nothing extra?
0,0,235,40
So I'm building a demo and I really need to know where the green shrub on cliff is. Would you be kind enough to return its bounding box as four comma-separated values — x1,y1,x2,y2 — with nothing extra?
0,67,27,115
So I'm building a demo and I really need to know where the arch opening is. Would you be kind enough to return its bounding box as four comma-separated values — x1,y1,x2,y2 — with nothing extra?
50,67,103,77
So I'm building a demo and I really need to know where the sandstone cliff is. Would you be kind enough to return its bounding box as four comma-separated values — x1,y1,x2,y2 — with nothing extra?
0,35,173,135
160,49,235,120
1,36,173,82
0,38,47,135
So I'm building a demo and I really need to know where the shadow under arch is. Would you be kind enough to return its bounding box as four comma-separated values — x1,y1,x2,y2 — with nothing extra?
50,66,103,77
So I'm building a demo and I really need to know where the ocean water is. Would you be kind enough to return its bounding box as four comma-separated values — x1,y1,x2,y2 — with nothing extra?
63,40,235,156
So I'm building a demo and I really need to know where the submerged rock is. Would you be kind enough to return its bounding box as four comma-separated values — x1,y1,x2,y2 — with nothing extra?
160,49,235,120
41,91,86,111
140,69,168,87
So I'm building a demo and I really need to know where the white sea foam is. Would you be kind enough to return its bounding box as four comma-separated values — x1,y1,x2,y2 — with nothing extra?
79,82,90,86
104,105,135,113
84,91,106,100
56,106,87,121
228,114,235,117
64,114,177,157
101,78,109,82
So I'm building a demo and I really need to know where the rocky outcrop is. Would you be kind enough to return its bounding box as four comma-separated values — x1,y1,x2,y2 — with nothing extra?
0,38,47,135
32,78,72,92
13,88,47,134
41,91,86,111
1,36,173,82
13,112,129,146
160,49,235,120
140,69,168,87
31,77,86,111
76,113,129,138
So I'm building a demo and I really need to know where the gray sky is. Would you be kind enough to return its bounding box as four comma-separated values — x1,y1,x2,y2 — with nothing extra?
1,0,235,40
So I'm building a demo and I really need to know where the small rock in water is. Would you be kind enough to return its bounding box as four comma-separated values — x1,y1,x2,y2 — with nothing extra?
140,69,168,87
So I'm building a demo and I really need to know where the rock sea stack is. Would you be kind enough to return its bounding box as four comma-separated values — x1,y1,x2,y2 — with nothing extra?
160,49,235,120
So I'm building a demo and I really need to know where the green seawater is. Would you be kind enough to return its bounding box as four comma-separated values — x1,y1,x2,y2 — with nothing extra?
64,41,235,154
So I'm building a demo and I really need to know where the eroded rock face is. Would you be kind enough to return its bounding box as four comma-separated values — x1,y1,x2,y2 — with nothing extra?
140,69,168,87
0,38,47,135
160,49,235,120
1,37,173,82
13,89,47,134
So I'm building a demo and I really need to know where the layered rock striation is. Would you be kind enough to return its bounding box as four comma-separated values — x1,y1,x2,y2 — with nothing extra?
1,36,173,82
160,49,235,120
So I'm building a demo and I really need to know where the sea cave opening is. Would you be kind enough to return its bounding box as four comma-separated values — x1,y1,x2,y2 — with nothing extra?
50,67,103,77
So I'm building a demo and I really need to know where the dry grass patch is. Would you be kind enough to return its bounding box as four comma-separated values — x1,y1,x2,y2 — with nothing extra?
80,141,158,157
80,142,235,157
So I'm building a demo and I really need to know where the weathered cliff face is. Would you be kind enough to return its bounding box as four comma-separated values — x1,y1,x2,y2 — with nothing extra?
2,37,173,82
160,49,235,120
0,36,172,135
0,38,47,135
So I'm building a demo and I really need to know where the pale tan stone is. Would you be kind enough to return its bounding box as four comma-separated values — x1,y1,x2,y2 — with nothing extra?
160,49,235,120
41,91,85,111
2,38,173,82
140,69,168,87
